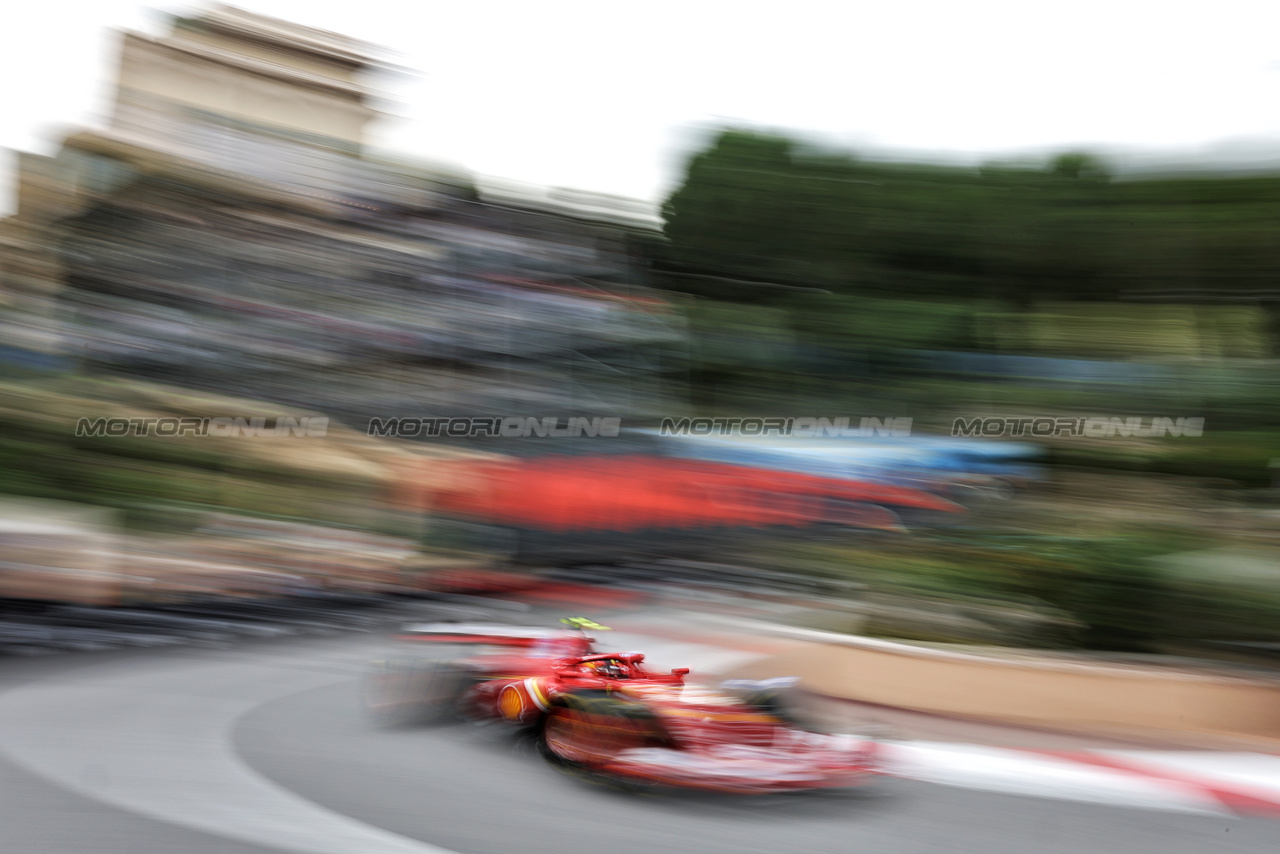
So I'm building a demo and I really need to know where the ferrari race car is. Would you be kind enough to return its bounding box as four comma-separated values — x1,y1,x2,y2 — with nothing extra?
363,617,882,793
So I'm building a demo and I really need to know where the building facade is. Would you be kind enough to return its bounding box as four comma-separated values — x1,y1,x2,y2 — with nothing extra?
2,5,682,424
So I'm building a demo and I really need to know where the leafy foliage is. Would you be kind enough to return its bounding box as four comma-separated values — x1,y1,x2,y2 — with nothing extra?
659,128,1280,317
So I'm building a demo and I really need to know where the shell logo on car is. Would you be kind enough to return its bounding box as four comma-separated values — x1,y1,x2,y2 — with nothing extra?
498,685,526,722
498,678,553,722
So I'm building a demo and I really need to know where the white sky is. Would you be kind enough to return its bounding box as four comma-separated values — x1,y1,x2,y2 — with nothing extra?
5,1,1280,216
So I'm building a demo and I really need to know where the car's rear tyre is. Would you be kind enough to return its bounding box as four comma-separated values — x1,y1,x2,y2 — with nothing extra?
538,694,662,794
539,690,665,779
362,659,469,727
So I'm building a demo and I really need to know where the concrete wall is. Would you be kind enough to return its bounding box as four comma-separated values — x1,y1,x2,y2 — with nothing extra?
729,631,1280,743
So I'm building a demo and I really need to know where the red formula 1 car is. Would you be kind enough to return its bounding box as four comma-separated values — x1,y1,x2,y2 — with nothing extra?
363,617,881,794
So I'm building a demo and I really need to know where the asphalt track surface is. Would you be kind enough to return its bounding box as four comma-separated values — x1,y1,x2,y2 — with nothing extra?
2,633,1280,854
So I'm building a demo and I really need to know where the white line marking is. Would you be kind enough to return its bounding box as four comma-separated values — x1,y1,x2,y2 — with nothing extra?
0,651,459,854
1102,751,1280,802
884,742,1230,815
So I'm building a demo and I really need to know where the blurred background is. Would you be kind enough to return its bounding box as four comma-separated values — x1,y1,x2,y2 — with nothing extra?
1,2,1279,666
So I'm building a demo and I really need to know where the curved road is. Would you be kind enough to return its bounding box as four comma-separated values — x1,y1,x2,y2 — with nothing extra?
0,634,1276,854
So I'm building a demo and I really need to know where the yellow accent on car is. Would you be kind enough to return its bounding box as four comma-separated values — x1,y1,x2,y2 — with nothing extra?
524,678,552,712
560,617,612,631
